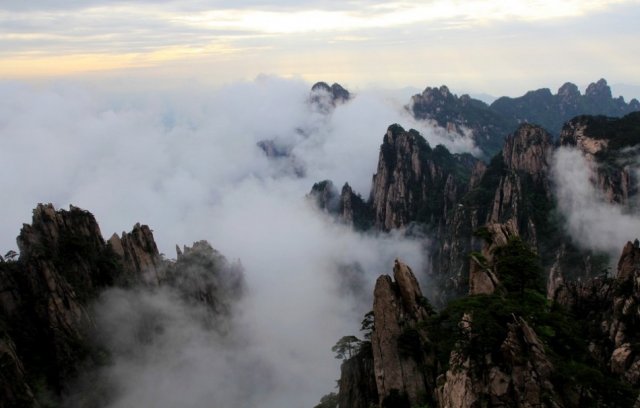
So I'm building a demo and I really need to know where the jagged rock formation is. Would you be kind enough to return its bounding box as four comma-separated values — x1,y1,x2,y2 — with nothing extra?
410,79,639,158
310,81,351,105
109,223,163,284
370,124,477,231
338,346,379,408
491,78,640,139
0,204,243,407
559,112,640,204
437,317,557,408
309,81,351,113
310,111,639,303
410,85,515,158
336,242,639,407
367,260,435,406
308,180,372,230
468,220,517,295
554,241,640,387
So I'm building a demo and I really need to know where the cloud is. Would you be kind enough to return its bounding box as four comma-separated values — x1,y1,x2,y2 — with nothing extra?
552,147,640,259
1,76,460,406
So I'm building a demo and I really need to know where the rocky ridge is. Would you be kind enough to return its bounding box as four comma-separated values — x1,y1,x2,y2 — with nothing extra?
410,79,639,158
334,239,639,407
0,204,243,407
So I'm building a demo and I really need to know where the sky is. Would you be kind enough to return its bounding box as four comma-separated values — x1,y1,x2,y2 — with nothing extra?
1,0,640,97
1,2,640,406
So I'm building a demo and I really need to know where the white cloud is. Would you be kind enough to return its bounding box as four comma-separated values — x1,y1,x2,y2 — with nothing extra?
1,76,454,406
552,147,640,259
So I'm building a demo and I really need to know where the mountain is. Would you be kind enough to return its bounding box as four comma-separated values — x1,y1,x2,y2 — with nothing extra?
409,85,515,159
0,204,243,407
333,241,639,407
409,79,640,158
313,110,640,406
491,79,640,139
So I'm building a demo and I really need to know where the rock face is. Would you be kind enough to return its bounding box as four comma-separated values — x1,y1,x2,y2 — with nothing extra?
555,241,640,387
0,204,243,407
371,260,434,407
338,346,379,408
370,124,477,231
308,180,372,230
559,113,640,204
410,85,515,158
338,243,640,407
438,317,557,408
109,222,163,284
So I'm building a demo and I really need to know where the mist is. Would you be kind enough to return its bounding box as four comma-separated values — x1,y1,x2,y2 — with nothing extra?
0,76,476,406
552,147,640,260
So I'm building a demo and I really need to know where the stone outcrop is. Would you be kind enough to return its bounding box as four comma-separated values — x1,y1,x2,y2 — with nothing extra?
554,241,640,387
0,333,40,407
559,114,639,204
371,260,434,406
167,240,245,318
109,222,163,284
468,220,518,295
338,346,378,408
310,81,351,112
0,204,243,407
370,124,476,231
437,317,558,408
308,180,372,230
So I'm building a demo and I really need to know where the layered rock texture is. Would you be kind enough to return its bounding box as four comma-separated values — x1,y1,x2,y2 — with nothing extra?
0,204,243,407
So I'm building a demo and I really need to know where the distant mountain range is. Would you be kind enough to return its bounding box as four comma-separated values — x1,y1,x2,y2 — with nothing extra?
409,78,640,158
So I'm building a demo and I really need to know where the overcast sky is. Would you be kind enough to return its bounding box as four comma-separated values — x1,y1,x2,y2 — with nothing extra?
1,0,639,97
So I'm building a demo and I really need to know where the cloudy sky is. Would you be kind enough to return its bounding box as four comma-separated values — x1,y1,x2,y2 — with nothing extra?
1,0,639,97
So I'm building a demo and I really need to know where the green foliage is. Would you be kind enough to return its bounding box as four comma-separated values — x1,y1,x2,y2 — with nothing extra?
332,335,361,360
360,311,374,340
423,237,636,405
492,237,544,295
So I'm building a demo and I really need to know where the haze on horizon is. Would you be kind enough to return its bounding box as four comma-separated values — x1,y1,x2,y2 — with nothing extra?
1,0,639,99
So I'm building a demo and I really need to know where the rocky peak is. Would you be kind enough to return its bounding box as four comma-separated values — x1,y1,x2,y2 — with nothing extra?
586,78,613,100
557,82,580,100
617,240,640,281
469,220,519,295
371,124,476,230
108,222,162,284
371,259,433,406
309,180,339,213
310,81,351,109
559,116,609,154
392,259,430,321
18,204,105,261
502,124,553,179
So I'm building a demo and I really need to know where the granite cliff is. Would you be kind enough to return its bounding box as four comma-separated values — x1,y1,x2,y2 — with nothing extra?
0,204,243,407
